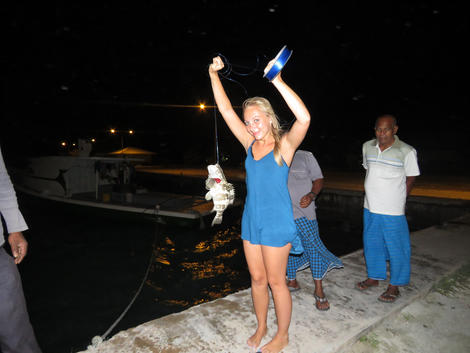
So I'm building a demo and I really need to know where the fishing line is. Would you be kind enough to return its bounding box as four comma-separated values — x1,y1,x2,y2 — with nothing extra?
213,101,220,164
210,52,263,164
214,52,264,97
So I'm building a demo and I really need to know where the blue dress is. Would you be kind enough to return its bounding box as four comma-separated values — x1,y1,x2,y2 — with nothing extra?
241,143,297,247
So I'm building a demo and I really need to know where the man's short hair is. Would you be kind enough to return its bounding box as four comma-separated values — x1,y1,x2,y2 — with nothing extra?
375,114,397,127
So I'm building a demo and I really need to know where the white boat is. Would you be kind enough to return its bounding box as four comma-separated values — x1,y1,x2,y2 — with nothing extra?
11,154,217,228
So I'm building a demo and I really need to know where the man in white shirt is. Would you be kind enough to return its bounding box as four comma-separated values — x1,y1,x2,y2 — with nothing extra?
356,115,420,303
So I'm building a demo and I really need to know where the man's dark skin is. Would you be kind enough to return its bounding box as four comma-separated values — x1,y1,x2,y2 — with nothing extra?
357,115,416,301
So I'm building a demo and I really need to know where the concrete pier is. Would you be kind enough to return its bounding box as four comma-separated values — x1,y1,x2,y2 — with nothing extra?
79,211,470,353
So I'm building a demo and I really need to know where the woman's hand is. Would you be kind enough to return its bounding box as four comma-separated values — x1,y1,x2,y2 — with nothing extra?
209,56,224,74
264,58,283,83
263,59,275,76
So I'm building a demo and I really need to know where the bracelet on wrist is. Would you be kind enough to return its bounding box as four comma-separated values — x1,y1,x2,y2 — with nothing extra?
308,191,317,198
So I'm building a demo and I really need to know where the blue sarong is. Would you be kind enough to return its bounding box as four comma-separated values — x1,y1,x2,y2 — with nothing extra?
363,208,411,286
287,218,343,280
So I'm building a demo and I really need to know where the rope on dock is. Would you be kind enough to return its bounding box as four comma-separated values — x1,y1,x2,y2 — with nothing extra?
87,225,159,349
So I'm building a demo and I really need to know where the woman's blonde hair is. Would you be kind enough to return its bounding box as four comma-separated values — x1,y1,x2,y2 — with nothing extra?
243,97,284,166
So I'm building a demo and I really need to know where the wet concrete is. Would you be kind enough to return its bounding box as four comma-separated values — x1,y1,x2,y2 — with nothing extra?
77,207,470,353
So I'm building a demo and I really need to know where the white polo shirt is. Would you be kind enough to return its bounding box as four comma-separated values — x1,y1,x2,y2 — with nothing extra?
363,136,420,216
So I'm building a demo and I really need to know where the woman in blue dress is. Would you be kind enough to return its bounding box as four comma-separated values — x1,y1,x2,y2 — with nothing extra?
209,55,310,353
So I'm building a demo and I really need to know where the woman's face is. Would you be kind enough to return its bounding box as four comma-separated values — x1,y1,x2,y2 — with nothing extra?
243,105,272,140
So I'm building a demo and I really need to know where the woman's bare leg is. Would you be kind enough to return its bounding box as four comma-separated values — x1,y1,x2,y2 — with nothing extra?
243,240,269,349
260,243,292,353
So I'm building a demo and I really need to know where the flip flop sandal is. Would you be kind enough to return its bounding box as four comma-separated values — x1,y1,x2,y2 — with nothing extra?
288,285,301,292
378,291,401,303
356,280,379,291
314,294,330,311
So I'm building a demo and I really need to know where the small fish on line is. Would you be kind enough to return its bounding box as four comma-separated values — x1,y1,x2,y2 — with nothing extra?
205,164,235,226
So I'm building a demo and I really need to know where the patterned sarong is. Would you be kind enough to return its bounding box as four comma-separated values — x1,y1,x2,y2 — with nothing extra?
363,208,411,285
287,218,343,280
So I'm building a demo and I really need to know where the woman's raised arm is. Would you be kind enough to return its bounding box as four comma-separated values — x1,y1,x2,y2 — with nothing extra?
209,57,253,150
268,62,311,164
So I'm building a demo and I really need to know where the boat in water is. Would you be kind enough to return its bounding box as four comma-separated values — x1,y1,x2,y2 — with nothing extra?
11,152,219,228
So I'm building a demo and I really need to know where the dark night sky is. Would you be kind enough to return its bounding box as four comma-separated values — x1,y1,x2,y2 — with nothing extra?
2,1,469,173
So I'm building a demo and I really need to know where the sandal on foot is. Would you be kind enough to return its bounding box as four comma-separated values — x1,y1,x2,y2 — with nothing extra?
378,290,400,303
287,280,301,292
356,280,379,291
314,293,330,311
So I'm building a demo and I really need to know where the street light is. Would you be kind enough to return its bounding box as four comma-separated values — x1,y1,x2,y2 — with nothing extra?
109,128,134,149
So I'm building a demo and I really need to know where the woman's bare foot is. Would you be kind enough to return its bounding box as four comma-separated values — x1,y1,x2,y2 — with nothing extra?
260,333,288,353
247,326,267,350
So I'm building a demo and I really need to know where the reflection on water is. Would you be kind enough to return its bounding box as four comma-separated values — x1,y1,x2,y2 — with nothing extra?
146,208,366,313
148,221,250,308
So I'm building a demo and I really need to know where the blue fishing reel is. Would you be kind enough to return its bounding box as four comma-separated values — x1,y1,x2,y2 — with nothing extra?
263,45,293,81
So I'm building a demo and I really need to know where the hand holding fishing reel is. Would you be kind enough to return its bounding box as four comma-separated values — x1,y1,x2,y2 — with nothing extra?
263,45,293,81
208,45,293,164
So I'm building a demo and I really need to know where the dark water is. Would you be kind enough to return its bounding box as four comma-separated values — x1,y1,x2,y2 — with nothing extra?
16,191,365,353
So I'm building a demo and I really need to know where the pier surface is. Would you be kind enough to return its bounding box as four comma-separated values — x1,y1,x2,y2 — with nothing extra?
79,168,470,353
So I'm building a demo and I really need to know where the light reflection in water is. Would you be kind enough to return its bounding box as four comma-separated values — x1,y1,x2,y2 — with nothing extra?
147,220,250,308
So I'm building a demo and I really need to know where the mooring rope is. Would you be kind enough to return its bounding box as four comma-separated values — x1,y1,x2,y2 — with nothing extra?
88,226,159,349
